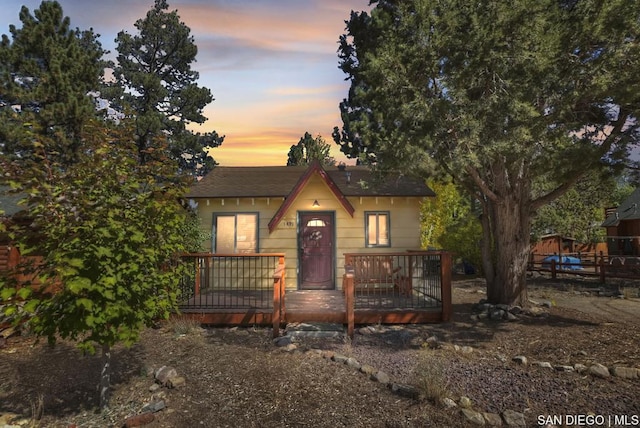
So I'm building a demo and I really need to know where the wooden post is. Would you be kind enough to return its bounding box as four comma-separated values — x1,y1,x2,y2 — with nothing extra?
551,259,557,279
440,252,452,322
194,257,201,296
272,270,282,339
279,256,286,318
599,255,606,284
344,266,355,339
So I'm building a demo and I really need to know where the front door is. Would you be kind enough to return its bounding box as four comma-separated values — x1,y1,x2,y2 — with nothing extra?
299,212,334,290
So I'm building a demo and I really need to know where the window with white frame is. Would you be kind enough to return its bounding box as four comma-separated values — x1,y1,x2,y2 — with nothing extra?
365,211,390,247
213,213,258,253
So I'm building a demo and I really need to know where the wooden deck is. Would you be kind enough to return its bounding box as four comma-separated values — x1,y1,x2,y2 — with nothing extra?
180,289,443,325
176,251,452,338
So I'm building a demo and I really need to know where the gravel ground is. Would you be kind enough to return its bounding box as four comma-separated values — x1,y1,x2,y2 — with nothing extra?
1,276,639,427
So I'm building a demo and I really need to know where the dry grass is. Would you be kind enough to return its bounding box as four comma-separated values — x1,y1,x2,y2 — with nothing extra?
413,351,450,404
166,315,202,336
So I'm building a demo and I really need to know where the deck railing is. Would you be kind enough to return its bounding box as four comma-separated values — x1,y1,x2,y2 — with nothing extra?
179,253,285,312
343,251,452,336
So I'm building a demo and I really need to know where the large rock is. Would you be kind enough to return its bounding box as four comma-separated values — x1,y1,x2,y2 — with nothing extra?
502,410,526,426
589,363,610,378
461,408,486,425
611,366,639,379
154,366,178,386
483,412,503,426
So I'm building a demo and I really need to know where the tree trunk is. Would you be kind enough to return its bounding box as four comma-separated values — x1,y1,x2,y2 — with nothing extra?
485,193,531,306
100,344,111,410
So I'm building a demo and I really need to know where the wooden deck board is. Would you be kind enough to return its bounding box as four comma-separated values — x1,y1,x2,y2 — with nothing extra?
178,289,442,326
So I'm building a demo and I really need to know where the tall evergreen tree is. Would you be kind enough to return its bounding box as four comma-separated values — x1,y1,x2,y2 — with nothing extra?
112,0,222,176
287,132,336,166
0,1,106,168
335,0,640,305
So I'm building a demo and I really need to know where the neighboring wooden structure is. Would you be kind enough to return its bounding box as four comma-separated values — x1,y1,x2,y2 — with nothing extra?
602,188,640,256
529,233,607,265
185,162,435,291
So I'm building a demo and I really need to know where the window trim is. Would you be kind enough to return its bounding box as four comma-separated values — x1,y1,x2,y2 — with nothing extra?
212,212,259,253
364,211,391,248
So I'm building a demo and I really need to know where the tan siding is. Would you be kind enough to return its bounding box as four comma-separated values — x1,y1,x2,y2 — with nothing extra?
189,172,426,289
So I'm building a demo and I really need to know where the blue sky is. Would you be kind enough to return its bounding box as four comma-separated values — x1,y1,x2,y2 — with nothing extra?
2,0,372,165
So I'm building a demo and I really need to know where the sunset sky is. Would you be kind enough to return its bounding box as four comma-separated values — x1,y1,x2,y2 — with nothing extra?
2,0,372,166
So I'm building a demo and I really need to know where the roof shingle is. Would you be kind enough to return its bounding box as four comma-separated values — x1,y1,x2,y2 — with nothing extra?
186,165,434,198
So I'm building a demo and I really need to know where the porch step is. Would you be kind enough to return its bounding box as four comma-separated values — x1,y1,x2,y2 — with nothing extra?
285,322,345,339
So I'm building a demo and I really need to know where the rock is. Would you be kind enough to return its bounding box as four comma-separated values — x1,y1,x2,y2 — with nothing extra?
460,346,474,354
154,366,178,386
141,400,166,413
332,354,348,363
574,363,588,374
148,383,161,392
390,383,420,399
611,366,639,379
459,396,473,408
512,356,528,365
281,343,297,352
540,300,553,308
477,312,489,320
501,409,526,426
371,370,390,385
532,361,553,369
509,306,522,315
122,412,155,427
358,326,377,335
505,312,518,321
441,397,457,408
589,363,610,378
360,364,376,375
273,336,292,347
554,365,575,372
461,408,486,425
345,357,361,369
425,335,440,349
483,412,503,426
490,309,506,320
167,376,185,388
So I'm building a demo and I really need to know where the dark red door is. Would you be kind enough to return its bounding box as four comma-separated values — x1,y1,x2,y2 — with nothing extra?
299,212,334,290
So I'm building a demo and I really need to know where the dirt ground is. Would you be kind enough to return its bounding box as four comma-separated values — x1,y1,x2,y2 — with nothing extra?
1,275,639,428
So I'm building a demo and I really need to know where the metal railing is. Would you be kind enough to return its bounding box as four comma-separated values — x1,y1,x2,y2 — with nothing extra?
179,253,285,311
343,251,450,310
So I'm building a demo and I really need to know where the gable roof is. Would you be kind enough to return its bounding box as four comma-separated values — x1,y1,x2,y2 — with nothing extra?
186,164,435,199
267,162,355,232
602,187,640,227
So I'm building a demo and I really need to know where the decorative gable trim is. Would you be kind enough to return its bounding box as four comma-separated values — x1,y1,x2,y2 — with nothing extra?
268,161,355,233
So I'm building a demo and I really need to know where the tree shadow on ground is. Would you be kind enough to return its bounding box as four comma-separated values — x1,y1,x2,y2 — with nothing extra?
0,337,145,419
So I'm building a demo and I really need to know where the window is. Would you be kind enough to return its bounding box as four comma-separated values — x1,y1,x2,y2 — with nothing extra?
365,211,390,247
213,213,258,253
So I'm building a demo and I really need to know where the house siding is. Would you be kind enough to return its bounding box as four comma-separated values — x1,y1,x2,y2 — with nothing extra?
191,172,425,289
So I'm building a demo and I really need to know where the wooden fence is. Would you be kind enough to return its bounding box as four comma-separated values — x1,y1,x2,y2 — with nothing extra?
528,251,640,282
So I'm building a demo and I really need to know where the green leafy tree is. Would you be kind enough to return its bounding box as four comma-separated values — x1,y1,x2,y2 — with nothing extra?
0,1,106,168
1,120,191,409
532,174,634,243
112,0,222,176
421,180,482,271
334,0,640,305
287,132,336,166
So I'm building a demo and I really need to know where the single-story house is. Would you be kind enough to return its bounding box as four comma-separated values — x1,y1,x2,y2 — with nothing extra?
602,188,640,256
185,161,435,290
